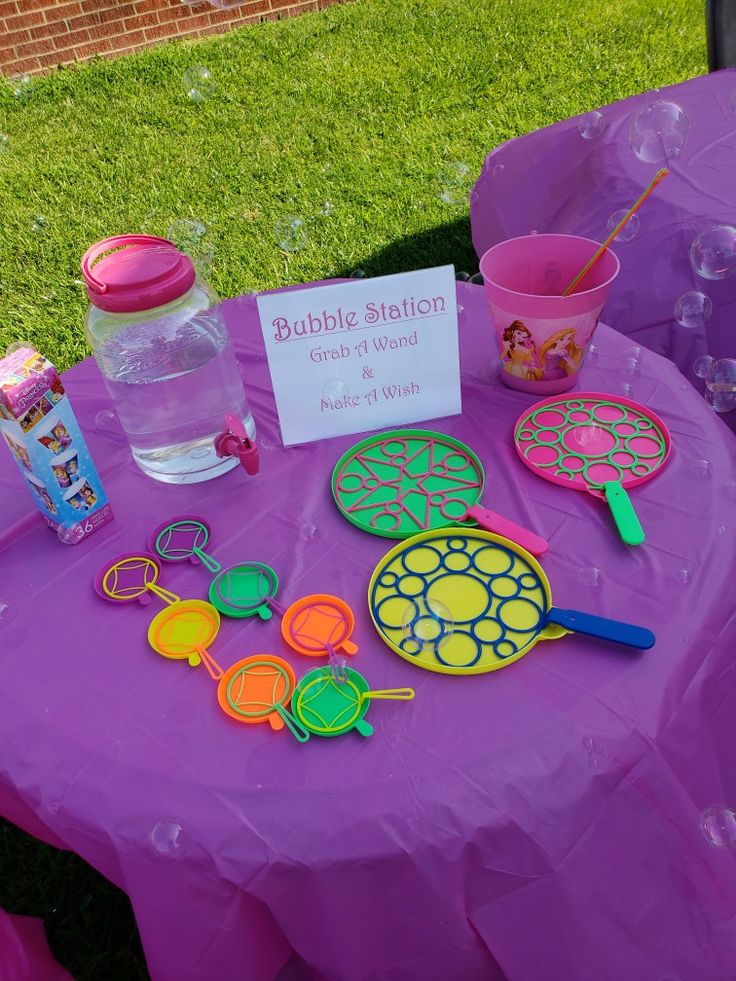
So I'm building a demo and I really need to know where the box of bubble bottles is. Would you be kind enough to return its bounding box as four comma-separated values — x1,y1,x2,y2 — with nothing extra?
0,346,113,542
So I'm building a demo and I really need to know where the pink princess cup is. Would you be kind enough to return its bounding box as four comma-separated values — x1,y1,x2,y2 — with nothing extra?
479,234,620,395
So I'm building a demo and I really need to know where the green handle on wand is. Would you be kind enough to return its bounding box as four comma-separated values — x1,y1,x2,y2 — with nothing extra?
603,481,645,546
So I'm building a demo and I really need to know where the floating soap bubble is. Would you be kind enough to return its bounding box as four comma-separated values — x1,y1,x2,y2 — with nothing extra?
616,381,633,398
691,458,712,478
274,216,308,253
437,162,472,206
5,340,32,356
621,354,641,378
693,355,715,379
690,225,736,280
700,805,736,850
183,65,216,102
321,379,349,402
673,567,692,585
350,269,367,279
578,110,605,140
626,344,642,359
150,819,186,856
209,0,247,7
401,596,454,654
0,134,8,154
492,163,505,178
166,218,214,276
628,100,689,162
57,523,84,545
319,201,334,217
31,215,48,234
576,566,600,587
8,73,33,102
674,291,712,329
469,273,484,285
705,389,736,413
94,409,126,440
455,271,470,282
708,358,736,393
607,209,639,242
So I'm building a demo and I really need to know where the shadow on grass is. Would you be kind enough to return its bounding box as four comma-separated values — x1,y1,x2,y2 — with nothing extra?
0,818,148,980
335,215,479,279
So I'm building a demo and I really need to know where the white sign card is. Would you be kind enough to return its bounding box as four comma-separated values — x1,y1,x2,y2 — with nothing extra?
256,266,461,445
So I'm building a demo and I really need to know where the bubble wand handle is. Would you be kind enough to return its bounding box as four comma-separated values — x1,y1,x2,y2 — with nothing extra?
362,688,416,701
195,645,224,682
603,480,645,546
465,505,548,556
146,582,181,606
326,644,348,683
544,608,655,649
267,596,286,617
562,169,668,296
192,546,221,574
276,706,311,743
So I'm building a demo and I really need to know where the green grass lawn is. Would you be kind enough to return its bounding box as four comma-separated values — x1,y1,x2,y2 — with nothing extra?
0,0,706,976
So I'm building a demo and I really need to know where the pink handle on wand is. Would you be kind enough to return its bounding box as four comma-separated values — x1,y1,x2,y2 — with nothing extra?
465,505,549,557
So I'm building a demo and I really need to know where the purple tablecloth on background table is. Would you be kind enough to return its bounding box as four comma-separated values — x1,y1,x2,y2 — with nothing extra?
470,69,736,389
0,908,72,981
2,283,736,981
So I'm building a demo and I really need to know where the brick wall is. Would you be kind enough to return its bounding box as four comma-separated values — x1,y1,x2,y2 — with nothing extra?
0,0,342,77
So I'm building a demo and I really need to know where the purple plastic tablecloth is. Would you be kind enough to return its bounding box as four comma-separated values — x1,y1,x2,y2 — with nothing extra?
2,283,736,981
470,69,736,389
0,908,72,981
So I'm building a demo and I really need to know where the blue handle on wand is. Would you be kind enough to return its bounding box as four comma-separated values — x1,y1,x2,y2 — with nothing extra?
545,608,655,649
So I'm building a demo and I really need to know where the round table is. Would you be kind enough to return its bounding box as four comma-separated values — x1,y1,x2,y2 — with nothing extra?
1,282,736,981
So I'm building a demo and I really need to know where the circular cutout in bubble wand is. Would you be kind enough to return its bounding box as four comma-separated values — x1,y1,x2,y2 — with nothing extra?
150,515,221,573
369,528,656,676
332,429,548,556
514,393,671,546
94,553,181,607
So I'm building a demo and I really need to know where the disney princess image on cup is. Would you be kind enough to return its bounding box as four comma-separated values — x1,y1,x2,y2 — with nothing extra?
52,421,72,448
500,321,542,381
79,481,97,507
538,326,584,380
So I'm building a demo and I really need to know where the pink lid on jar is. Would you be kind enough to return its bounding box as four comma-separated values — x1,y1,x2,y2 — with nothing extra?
81,234,196,314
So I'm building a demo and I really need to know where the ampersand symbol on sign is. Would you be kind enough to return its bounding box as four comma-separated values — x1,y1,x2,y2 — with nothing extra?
362,366,375,380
